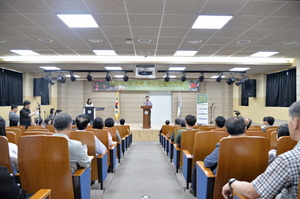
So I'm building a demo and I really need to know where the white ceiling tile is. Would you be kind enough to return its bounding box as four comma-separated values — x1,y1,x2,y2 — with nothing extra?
160,28,189,37
101,27,131,37
41,26,78,37
236,1,286,16
213,29,248,38
72,28,105,37
254,16,299,29
162,15,197,28
164,0,205,15
13,26,52,37
42,0,90,14
0,14,35,26
131,27,159,37
24,14,66,27
85,0,127,14
240,29,276,39
223,16,265,29
186,29,218,38
94,14,129,27
129,14,162,27
125,0,165,14
200,1,246,15
2,0,53,14
272,2,300,17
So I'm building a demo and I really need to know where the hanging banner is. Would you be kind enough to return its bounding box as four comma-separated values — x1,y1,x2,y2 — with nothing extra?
93,80,199,91
197,94,208,125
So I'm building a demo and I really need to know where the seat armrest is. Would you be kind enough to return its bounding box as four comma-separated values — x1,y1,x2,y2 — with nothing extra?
233,190,249,199
30,189,51,199
110,144,116,150
197,161,214,177
183,150,194,188
72,167,90,199
72,168,87,177
182,150,193,158
97,150,108,158
196,161,215,199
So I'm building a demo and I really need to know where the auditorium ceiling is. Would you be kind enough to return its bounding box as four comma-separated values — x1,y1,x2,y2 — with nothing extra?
0,0,299,80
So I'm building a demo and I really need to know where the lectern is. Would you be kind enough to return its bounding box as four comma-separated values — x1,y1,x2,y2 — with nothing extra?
84,107,95,122
140,106,152,129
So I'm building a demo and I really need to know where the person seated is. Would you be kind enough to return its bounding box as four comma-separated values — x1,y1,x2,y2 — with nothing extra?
189,117,246,197
244,117,252,129
76,114,107,156
261,116,275,132
44,118,52,125
105,117,121,141
35,118,45,128
222,101,300,199
93,117,116,147
268,123,290,164
0,116,18,173
174,115,196,148
9,105,19,127
215,116,226,128
169,118,181,141
159,120,170,133
180,119,186,127
53,113,91,174
119,118,125,125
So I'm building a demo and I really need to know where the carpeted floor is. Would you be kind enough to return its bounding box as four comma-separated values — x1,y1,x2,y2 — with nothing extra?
91,141,195,199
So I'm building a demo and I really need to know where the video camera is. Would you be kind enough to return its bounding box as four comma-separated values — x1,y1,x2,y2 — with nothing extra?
233,110,241,117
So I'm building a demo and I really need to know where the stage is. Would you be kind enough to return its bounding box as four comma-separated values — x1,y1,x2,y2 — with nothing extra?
127,123,163,141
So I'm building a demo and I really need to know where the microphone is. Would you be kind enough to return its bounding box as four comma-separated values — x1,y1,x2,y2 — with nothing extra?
211,103,214,107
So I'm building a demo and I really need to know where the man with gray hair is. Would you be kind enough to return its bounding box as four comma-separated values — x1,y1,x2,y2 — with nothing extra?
222,101,300,199
53,113,91,173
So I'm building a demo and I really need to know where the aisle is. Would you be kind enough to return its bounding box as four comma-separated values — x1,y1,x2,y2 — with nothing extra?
96,141,190,199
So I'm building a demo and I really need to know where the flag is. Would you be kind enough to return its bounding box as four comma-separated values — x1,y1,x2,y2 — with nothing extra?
114,91,120,121
177,92,182,118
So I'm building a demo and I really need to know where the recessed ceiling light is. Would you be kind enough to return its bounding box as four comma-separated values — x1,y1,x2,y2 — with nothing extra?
89,38,102,43
93,50,117,56
168,67,186,70
39,66,61,70
140,51,151,55
105,66,122,70
188,39,202,44
114,75,124,78
230,67,250,71
192,15,233,29
237,40,251,45
284,41,299,45
0,39,6,43
138,38,151,43
38,38,53,43
250,51,279,57
57,14,98,28
163,75,176,78
174,50,198,57
10,50,40,56
65,74,80,78
211,75,225,78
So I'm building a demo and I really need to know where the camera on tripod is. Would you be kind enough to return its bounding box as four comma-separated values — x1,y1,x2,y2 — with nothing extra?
233,110,241,117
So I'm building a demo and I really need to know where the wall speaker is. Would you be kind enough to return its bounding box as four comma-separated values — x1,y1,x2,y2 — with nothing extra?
34,78,47,96
243,79,256,97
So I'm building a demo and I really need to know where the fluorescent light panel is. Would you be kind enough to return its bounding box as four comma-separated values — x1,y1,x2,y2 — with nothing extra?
39,66,61,70
174,50,198,57
65,75,80,77
93,50,117,56
211,75,225,78
114,75,124,78
105,66,122,70
57,14,98,28
250,51,279,57
192,15,233,29
10,50,40,56
168,67,186,70
229,67,250,71
164,75,176,78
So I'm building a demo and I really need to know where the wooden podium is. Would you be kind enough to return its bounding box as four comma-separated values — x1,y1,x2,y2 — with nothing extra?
141,106,152,129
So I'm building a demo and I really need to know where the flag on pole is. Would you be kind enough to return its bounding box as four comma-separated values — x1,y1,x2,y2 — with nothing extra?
177,92,182,118
114,91,120,121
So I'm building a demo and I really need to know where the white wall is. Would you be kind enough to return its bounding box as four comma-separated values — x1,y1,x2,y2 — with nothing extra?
148,91,172,123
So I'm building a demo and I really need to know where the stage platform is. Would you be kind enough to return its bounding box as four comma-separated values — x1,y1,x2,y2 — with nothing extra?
127,123,163,141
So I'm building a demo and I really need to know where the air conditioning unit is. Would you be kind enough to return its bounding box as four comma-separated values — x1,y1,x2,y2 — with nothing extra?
135,65,156,78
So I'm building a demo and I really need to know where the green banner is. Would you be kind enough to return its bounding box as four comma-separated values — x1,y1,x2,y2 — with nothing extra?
197,94,208,103
93,80,199,91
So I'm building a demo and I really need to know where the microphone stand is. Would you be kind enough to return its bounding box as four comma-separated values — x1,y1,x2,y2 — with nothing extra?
209,103,214,124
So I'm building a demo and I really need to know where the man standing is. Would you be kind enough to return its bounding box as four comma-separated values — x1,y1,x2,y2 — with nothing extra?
19,100,38,129
9,105,19,126
222,101,300,199
143,96,152,106
53,113,91,173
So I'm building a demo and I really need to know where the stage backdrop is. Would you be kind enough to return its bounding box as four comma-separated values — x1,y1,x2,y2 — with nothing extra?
93,80,199,91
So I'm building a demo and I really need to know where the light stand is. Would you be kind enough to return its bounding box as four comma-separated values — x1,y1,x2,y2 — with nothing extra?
209,103,214,124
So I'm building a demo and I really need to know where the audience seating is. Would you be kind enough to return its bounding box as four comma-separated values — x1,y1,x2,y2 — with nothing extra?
246,131,266,137
173,129,199,173
91,129,117,173
25,128,50,132
198,127,216,131
182,131,227,189
114,125,129,155
196,136,269,199
212,128,226,132
18,135,91,199
23,131,54,136
45,125,55,133
17,125,26,134
266,127,278,140
104,127,122,163
27,126,46,130
269,131,278,150
276,136,298,156
247,125,262,131
69,131,108,190
0,136,13,173
29,189,52,199
6,131,17,144
6,127,22,143
168,127,185,163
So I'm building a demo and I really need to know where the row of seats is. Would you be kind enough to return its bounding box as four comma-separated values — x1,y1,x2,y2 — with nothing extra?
158,124,298,199
1,124,132,198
